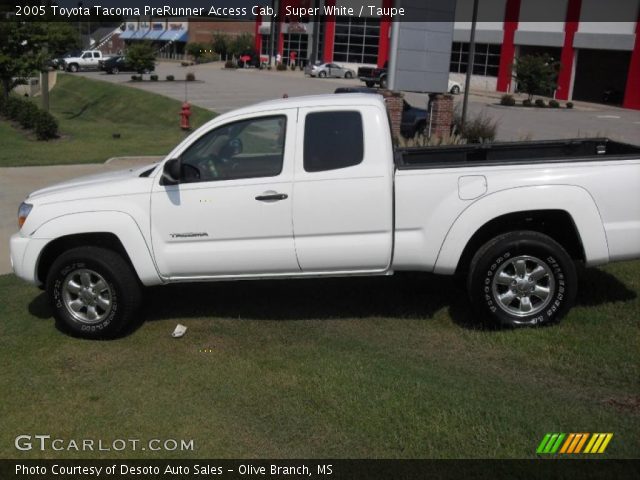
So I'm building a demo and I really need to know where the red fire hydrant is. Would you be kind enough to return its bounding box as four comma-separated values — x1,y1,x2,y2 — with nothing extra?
179,102,192,130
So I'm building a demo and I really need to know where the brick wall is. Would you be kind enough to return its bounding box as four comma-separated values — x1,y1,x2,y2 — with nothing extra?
430,94,454,139
188,20,254,44
381,90,404,141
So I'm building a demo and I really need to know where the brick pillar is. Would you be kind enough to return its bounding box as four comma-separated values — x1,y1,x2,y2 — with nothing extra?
430,94,454,139
381,90,404,141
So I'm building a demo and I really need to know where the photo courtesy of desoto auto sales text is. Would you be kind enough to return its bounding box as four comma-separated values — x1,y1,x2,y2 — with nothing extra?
1,0,639,479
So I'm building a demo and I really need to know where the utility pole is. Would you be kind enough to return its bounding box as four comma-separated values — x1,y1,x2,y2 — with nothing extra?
41,44,49,112
461,0,479,132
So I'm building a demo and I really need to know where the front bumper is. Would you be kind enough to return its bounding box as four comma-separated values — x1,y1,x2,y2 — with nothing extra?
10,233,49,286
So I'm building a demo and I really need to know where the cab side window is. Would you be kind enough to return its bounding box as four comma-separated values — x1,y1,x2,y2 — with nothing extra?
180,115,286,183
303,111,364,172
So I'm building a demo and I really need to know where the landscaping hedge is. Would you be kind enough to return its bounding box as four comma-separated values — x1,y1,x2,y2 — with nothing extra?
0,95,59,140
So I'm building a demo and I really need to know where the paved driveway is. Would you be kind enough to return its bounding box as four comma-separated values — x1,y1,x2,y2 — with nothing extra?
78,61,640,143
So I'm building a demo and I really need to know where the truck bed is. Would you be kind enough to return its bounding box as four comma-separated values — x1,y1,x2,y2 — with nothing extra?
396,138,640,170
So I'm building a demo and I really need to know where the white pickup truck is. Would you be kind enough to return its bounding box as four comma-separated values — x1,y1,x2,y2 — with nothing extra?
63,50,110,72
10,94,640,338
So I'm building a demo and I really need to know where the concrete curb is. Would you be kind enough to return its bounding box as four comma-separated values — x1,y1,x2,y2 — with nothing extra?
104,156,163,165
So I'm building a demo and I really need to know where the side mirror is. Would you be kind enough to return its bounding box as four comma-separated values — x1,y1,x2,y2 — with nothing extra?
161,158,181,185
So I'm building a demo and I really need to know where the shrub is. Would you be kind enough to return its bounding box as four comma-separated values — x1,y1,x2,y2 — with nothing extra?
186,72,196,81
0,95,6,116
534,98,546,108
548,99,560,108
500,94,516,106
5,96,25,120
34,110,59,140
276,63,287,71
17,101,40,129
224,60,236,69
566,101,574,109
453,111,498,144
267,65,272,71
166,75,174,81
131,75,141,81
150,74,158,81
522,98,532,107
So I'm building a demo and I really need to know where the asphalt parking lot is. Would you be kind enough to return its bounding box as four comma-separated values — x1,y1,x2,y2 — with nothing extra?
78,61,640,143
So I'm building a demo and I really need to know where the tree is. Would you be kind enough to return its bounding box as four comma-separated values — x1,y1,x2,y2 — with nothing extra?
186,42,207,63
126,42,155,74
229,33,255,57
0,19,79,99
212,33,229,57
512,54,560,101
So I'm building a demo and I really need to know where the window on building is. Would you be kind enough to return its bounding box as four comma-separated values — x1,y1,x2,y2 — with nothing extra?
283,33,309,63
333,17,380,64
450,42,501,77
260,34,270,56
304,111,364,172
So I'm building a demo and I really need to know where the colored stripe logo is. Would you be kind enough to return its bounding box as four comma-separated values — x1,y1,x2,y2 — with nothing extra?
537,433,613,454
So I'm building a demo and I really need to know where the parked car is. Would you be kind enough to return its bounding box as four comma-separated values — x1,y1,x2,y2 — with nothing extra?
334,86,428,138
50,50,82,71
305,62,355,79
99,56,155,74
359,62,463,94
10,95,640,338
63,50,112,72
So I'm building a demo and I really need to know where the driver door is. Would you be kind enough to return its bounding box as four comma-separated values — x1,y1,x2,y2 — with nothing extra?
150,110,299,278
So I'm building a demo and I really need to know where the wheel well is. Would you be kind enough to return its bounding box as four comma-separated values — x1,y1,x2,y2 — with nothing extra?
455,210,585,275
37,233,135,284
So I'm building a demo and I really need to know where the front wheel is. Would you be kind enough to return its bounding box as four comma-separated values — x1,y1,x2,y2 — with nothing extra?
46,246,142,339
68,64,78,73
380,76,388,89
450,85,461,94
319,71,327,78
344,71,353,79
365,81,375,88
467,231,577,328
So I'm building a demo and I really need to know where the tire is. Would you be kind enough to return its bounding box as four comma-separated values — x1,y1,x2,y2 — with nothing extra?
467,231,576,328
46,246,142,339
365,81,375,88
345,71,353,79
112,67,119,75
68,64,78,73
380,76,388,89
414,121,427,137
319,71,327,78
450,85,461,94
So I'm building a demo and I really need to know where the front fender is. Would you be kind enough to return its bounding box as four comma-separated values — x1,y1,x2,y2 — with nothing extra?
31,211,162,286
434,185,609,275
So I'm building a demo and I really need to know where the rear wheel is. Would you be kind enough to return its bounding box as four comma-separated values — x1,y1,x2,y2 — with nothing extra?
467,231,576,327
319,71,327,78
450,85,461,94
112,66,119,74
345,71,353,79
380,76,388,89
365,81,375,88
68,63,78,73
46,246,142,339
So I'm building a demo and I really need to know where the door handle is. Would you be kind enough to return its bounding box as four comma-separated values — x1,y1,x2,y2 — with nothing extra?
255,192,288,202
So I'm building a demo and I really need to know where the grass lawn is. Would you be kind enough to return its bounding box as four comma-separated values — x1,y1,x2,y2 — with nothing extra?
0,74,215,167
0,261,638,459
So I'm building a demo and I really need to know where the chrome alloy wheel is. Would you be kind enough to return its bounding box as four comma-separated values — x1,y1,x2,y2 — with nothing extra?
61,268,113,324
491,255,555,317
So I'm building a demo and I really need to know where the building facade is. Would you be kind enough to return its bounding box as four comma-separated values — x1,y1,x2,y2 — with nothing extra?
255,0,640,109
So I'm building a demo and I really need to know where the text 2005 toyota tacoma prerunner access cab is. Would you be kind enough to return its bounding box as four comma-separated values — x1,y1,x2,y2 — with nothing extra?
10,94,640,338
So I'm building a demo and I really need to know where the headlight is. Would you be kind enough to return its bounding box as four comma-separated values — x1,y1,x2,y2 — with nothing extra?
18,202,33,230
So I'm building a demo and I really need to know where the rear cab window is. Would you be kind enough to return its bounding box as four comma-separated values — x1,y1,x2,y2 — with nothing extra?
303,111,364,172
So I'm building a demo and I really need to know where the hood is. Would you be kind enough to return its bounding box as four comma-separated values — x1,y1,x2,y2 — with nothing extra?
28,163,158,201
